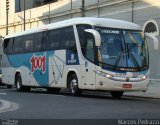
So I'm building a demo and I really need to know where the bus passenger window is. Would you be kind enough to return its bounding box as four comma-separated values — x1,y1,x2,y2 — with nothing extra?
24,35,34,53
3,38,13,55
13,37,25,54
61,27,76,51
25,40,33,52
46,30,60,50
33,33,43,52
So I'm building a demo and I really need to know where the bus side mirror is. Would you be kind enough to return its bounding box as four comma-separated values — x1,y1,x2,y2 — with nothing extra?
85,29,101,47
145,33,159,50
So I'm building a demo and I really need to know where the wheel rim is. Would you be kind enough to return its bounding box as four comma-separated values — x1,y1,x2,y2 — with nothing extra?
70,78,77,94
16,79,21,90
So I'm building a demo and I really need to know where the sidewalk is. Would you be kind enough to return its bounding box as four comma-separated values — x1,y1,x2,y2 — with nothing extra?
125,80,160,99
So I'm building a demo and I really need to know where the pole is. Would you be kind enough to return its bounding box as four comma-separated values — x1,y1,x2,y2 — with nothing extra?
23,0,26,30
98,0,100,18
6,11,9,35
132,2,134,23
81,0,85,17
71,0,72,19
6,0,9,35
49,3,50,24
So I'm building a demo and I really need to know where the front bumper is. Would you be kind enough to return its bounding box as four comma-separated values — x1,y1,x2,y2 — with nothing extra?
96,77,149,91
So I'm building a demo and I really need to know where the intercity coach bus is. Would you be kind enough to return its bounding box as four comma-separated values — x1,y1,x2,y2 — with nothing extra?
2,17,157,98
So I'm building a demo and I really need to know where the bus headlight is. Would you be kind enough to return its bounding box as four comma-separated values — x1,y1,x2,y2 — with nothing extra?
106,74,112,78
142,75,147,80
93,69,114,79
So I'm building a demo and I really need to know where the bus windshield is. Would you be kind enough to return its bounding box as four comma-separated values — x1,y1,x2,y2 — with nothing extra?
95,27,149,72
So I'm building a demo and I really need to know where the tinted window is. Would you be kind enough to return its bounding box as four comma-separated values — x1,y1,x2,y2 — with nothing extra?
13,36,25,54
61,27,76,50
46,29,60,50
24,34,34,52
76,25,92,49
33,32,43,52
15,0,58,12
85,33,95,62
76,25,95,62
3,38,13,55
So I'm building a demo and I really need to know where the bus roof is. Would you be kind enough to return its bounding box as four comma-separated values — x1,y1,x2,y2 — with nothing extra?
5,17,142,38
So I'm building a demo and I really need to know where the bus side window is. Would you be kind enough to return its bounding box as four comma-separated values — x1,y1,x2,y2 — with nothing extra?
13,36,25,54
46,29,60,50
85,33,95,62
3,38,13,55
76,24,92,57
61,27,76,51
33,32,43,52
24,35,34,53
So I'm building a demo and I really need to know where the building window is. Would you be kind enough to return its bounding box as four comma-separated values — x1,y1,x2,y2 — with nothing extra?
143,20,159,36
144,22,157,33
15,0,58,12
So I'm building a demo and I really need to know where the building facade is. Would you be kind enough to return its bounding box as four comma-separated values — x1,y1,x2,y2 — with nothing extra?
0,0,160,79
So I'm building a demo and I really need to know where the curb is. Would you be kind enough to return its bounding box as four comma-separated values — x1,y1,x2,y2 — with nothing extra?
124,93,160,99
0,99,12,112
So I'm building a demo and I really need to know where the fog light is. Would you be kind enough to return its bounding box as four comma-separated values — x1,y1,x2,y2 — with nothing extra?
99,82,103,86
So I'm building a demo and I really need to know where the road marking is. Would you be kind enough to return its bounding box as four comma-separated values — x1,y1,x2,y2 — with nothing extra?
0,93,7,95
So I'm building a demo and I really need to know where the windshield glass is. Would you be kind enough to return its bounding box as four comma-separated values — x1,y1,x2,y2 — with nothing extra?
124,31,148,68
95,27,149,72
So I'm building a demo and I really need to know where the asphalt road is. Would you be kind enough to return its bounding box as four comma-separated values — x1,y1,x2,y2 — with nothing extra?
0,86,160,119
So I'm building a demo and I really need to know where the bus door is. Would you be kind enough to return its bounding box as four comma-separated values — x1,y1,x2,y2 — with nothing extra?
83,33,96,90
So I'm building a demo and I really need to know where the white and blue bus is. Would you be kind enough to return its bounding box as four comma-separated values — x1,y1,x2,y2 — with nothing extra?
2,17,155,98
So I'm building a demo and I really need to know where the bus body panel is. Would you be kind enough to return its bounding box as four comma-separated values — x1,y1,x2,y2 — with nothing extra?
2,17,149,94
3,49,82,88
95,69,149,91
96,76,149,91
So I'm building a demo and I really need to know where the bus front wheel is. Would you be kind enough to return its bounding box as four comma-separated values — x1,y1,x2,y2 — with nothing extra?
69,74,81,96
111,91,124,99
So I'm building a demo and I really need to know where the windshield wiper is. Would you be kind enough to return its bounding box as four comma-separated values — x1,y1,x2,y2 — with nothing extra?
99,61,115,69
113,51,123,69
126,43,140,68
113,49,125,70
129,51,140,68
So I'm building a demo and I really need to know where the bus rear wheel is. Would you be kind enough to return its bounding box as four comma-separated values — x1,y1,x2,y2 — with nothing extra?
15,74,24,92
69,74,81,96
111,91,124,99
15,74,31,92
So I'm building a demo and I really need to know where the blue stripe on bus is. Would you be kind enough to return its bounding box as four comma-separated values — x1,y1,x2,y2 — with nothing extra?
7,50,79,87
8,51,54,86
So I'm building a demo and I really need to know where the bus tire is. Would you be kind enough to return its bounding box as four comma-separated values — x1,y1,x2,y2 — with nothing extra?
111,91,124,99
47,88,61,94
7,85,12,89
69,74,81,96
15,74,24,92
